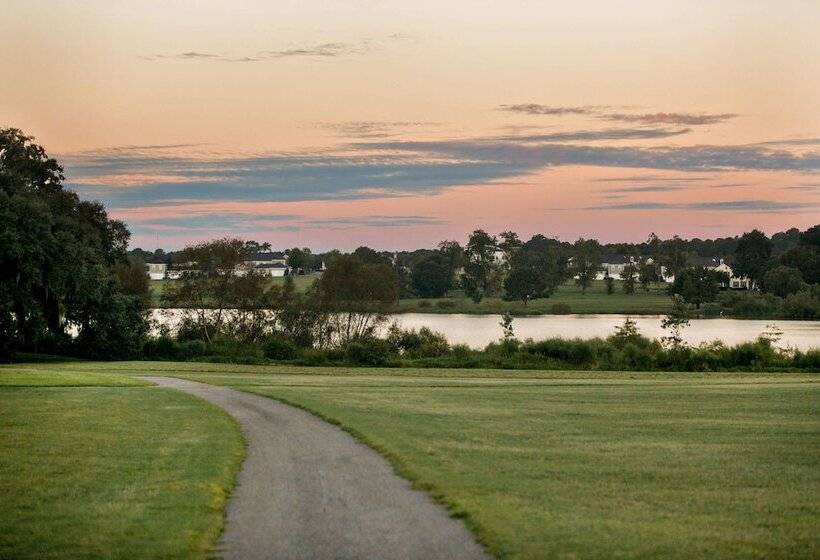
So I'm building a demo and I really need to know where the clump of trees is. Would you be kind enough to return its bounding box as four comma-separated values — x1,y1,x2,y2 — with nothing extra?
0,128,149,360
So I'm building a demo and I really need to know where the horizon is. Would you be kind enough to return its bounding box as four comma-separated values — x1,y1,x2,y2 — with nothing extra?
3,1,819,250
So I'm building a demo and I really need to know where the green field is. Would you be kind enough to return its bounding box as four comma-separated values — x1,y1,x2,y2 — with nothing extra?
152,277,673,315
150,273,319,307
3,361,817,559
0,366,244,560
397,280,673,315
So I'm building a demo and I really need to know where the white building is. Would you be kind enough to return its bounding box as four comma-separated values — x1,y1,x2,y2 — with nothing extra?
145,262,167,280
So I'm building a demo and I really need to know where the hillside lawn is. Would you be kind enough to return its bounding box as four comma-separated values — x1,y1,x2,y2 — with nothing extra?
0,366,244,560
4,361,817,559
151,277,674,315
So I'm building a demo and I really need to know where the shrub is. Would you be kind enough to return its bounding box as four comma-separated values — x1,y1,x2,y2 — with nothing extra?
523,338,596,365
345,338,392,366
550,303,572,314
781,290,820,319
263,333,298,360
417,300,431,308
436,300,456,309
701,302,722,317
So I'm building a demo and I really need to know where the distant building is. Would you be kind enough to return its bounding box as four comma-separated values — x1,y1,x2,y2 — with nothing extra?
597,255,636,280
145,261,167,280
239,251,289,277
686,256,750,289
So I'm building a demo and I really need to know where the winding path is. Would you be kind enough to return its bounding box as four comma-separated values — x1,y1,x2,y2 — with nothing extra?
146,377,488,560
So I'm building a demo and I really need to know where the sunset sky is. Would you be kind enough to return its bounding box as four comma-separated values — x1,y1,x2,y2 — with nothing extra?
3,1,819,250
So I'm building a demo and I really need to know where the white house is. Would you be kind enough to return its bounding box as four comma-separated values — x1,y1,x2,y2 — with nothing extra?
596,255,636,280
688,256,750,289
145,262,167,280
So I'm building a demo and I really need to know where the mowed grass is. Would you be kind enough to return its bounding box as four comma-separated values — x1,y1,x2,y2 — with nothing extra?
150,273,318,306
0,367,244,560
112,362,817,560
151,277,673,315
396,280,673,315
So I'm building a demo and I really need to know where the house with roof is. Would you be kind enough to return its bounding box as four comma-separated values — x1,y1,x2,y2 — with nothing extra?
240,251,289,277
145,261,167,280
686,256,750,289
596,254,636,280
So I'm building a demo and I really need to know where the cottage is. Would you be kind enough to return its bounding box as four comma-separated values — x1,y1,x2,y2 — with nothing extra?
687,256,750,289
597,255,636,280
145,261,167,280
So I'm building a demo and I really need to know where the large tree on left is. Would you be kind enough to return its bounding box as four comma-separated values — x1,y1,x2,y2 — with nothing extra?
0,128,148,359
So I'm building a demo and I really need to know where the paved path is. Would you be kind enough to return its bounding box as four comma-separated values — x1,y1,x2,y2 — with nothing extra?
146,377,488,560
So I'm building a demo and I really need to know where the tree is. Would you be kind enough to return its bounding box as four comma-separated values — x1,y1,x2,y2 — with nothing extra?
437,240,465,274
572,238,601,294
503,235,567,304
314,255,399,345
779,225,820,284
497,231,522,270
661,236,688,280
287,247,314,272
733,229,772,289
462,229,500,301
638,259,660,292
352,246,391,265
661,295,690,348
0,128,147,359
161,238,276,343
604,274,615,295
411,251,454,297
622,264,638,294
761,266,804,298
669,267,727,308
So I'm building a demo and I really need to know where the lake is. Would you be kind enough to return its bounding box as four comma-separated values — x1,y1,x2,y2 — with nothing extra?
387,314,820,351
152,310,819,351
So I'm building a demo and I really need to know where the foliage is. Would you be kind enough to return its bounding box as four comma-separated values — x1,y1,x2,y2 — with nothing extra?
161,238,277,344
669,267,728,308
462,229,500,300
0,128,147,360
572,238,602,294
661,295,690,348
503,235,567,303
621,264,638,294
499,312,515,341
604,275,614,294
410,250,454,297
761,265,804,298
733,229,773,287
386,325,450,358
314,254,399,345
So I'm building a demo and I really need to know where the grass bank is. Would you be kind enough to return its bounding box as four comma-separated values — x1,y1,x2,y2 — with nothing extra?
151,277,675,315
0,366,244,560
26,361,820,560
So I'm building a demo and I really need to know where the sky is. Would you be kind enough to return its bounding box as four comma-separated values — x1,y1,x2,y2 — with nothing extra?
2,0,819,250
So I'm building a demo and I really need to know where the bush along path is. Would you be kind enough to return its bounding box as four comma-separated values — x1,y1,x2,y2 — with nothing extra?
146,377,488,560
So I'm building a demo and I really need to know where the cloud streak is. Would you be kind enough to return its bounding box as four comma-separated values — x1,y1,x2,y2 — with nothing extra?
586,200,818,212
599,112,738,126
142,37,406,63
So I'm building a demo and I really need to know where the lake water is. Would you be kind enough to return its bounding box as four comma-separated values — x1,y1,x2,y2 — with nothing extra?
152,310,819,351
387,314,820,351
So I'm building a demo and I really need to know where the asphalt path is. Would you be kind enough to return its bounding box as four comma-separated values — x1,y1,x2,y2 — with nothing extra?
146,376,488,560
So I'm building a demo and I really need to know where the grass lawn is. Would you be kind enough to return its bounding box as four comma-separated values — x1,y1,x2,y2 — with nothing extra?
0,362,820,559
43,361,820,559
151,277,673,315
396,280,673,315
0,367,244,560
150,273,319,307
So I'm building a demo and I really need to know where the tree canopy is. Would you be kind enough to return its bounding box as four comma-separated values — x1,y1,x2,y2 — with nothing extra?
0,128,148,360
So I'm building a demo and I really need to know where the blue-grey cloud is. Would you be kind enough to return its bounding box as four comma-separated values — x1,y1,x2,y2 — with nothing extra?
599,112,738,126
63,130,820,214
498,104,603,116
318,121,439,139
494,127,691,142
585,200,819,212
